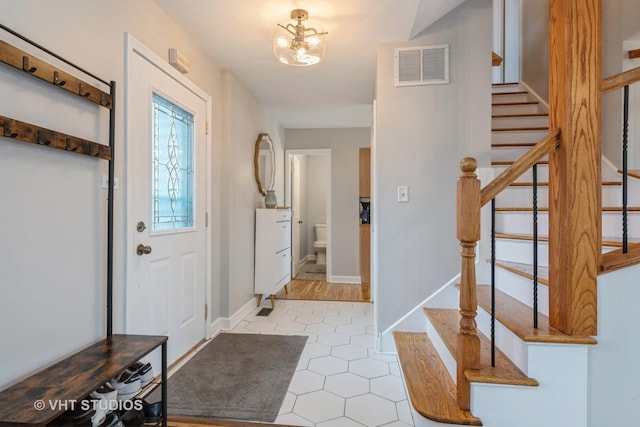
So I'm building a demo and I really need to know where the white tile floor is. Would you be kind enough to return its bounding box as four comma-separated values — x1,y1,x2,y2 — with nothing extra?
230,299,416,427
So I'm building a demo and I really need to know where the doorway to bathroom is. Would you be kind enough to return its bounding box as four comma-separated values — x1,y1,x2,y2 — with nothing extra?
284,149,331,282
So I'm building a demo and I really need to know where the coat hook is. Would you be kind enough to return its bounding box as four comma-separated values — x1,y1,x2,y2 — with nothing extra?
3,123,18,138
22,56,36,73
79,83,90,97
53,71,66,86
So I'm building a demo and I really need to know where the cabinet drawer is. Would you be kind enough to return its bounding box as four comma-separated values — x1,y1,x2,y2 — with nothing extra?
275,210,291,221
276,220,291,250
274,247,291,283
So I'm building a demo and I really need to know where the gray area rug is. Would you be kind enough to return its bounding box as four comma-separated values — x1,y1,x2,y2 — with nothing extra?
148,333,307,422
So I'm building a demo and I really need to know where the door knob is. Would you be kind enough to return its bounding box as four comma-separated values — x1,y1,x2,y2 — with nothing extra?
298,220,303,224
136,244,152,256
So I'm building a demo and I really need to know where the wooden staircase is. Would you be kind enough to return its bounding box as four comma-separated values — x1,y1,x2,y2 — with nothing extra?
393,82,638,426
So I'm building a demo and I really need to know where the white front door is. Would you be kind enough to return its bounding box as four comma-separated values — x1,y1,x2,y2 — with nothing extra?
127,44,207,366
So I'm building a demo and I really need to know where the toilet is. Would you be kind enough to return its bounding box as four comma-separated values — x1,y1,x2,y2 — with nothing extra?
313,224,327,266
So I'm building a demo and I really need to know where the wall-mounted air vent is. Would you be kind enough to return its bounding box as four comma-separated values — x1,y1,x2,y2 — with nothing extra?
395,44,449,87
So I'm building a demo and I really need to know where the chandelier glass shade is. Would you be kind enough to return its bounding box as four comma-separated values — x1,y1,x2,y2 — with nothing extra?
274,9,327,66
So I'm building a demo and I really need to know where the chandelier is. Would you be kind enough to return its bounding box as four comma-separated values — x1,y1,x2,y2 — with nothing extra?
273,9,327,66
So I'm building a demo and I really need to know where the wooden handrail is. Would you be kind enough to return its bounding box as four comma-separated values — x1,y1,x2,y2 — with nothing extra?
480,129,560,206
602,66,640,93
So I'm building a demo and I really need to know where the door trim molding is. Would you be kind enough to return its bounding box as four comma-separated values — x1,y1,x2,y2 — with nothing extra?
124,33,213,338
285,149,332,280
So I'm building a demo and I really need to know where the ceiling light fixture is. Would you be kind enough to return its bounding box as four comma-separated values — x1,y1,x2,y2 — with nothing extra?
273,9,327,66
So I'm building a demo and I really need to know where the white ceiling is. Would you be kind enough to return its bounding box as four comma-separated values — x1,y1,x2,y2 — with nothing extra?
154,0,466,128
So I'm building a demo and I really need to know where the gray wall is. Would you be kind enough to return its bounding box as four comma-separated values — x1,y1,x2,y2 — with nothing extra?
375,0,492,332
0,0,280,388
521,0,549,101
520,0,640,168
285,128,371,278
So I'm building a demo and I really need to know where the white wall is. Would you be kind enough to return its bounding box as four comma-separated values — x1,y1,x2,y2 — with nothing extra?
589,264,640,427
0,0,277,388
285,128,370,278
375,0,492,332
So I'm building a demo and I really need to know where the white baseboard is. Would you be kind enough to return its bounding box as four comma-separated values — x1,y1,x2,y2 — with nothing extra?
329,275,361,284
520,80,549,112
208,298,256,337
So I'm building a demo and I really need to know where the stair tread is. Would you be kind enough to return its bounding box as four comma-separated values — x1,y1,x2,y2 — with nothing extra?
492,91,528,95
492,113,549,118
492,101,538,106
495,232,640,248
506,181,620,187
492,127,549,132
492,160,549,166
496,206,640,212
492,82,521,86
492,142,537,148
487,259,549,285
475,285,597,344
424,308,538,387
617,169,640,180
393,332,483,426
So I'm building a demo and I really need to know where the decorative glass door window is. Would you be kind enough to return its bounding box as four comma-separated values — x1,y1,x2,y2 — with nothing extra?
151,93,195,231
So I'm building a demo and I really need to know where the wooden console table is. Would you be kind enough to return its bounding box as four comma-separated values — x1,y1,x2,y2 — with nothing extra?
0,334,168,426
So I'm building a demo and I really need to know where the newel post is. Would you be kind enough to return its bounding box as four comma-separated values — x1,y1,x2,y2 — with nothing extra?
456,158,481,410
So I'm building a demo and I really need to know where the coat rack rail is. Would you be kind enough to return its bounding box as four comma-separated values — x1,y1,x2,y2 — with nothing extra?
0,39,112,109
1,115,111,160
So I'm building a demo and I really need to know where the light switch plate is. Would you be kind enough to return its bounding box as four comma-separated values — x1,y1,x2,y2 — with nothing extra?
398,186,409,202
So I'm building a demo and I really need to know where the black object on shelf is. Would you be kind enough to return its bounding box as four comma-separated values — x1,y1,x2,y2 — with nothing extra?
360,199,370,224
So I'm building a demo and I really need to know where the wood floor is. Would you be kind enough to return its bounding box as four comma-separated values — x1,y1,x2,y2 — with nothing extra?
275,279,370,302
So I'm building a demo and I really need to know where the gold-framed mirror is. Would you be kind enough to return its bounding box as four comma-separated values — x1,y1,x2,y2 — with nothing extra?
254,133,275,196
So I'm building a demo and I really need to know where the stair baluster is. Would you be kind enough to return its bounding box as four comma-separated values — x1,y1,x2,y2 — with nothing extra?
456,158,481,410
622,84,629,254
490,197,496,367
533,163,539,328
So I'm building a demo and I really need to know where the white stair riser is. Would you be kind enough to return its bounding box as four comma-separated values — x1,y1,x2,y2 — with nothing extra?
492,130,550,143
476,305,529,374
494,267,550,316
424,315,457,385
492,115,549,128
492,93,531,103
492,165,549,181
495,238,549,267
492,103,542,115
495,211,640,237
492,84,525,93
496,185,629,207
496,186,550,208
491,147,547,162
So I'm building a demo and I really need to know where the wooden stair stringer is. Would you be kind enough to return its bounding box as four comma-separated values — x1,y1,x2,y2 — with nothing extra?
600,243,640,273
393,332,483,426
475,285,597,345
424,308,538,387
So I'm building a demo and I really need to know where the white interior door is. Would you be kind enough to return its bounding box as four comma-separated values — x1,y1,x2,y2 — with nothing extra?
291,156,302,277
127,47,207,366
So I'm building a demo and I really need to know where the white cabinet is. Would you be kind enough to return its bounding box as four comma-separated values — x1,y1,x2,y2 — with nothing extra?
254,208,292,307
